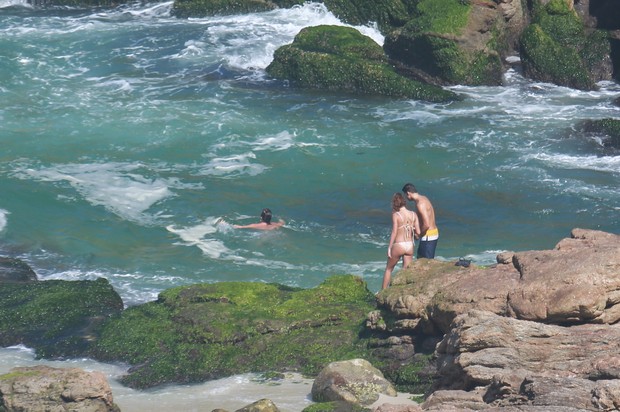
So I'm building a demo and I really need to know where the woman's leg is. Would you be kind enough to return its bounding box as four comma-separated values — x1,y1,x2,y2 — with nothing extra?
402,253,413,269
382,253,401,290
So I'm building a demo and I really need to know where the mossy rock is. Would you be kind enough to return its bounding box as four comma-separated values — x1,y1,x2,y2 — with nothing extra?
171,0,286,19
170,0,410,32
302,401,371,412
266,25,459,102
519,0,611,90
322,0,411,33
90,275,380,389
0,278,124,358
383,0,505,86
575,118,620,151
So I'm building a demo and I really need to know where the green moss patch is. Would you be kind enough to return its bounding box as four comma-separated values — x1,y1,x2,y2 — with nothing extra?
519,0,607,90
0,278,123,358
90,275,379,389
267,25,459,102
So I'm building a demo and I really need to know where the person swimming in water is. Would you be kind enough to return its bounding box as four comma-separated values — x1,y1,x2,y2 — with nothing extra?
382,192,420,289
234,208,285,230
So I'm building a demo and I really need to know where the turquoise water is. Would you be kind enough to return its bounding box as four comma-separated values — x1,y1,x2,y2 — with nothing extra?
1,1,620,409
1,2,619,306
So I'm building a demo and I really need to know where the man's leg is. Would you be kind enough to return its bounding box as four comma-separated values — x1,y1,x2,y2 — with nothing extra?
417,239,438,259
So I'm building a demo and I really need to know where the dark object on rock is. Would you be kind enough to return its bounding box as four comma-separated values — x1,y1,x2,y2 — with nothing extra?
0,256,37,282
454,258,471,267
0,365,120,412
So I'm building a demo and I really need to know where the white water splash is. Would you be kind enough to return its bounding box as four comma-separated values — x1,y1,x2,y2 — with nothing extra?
0,209,8,233
11,162,181,224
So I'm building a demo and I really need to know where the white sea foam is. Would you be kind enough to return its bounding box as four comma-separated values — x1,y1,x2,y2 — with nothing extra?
527,152,620,174
0,0,31,9
167,218,240,260
198,152,268,177
0,209,8,233
192,2,384,72
11,162,178,224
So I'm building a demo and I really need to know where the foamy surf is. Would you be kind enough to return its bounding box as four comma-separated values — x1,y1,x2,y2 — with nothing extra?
0,209,8,233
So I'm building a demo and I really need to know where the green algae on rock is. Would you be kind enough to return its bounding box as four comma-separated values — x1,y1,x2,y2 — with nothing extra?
383,0,506,86
266,25,459,102
519,0,610,90
90,275,379,389
0,278,124,358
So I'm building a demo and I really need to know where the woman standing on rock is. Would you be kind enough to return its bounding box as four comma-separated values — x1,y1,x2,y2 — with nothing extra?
382,193,420,290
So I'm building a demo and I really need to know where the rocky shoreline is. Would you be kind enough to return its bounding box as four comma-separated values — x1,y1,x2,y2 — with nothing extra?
1,228,619,411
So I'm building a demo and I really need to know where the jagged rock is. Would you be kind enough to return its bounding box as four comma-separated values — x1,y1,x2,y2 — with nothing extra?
0,256,37,283
376,228,620,335
311,359,397,406
235,398,280,412
0,365,120,412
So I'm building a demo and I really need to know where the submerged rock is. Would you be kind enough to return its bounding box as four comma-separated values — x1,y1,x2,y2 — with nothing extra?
0,256,37,283
0,365,120,412
266,25,459,102
574,118,620,152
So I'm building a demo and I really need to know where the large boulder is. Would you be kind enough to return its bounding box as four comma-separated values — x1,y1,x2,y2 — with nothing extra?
428,310,620,410
0,277,124,358
373,228,620,336
0,365,120,412
311,359,397,406
90,275,379,389
519,0,612,90
266,25,460,102
383,0,526,86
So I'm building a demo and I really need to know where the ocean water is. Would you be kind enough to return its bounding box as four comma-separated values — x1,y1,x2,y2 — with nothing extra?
1,1,620,409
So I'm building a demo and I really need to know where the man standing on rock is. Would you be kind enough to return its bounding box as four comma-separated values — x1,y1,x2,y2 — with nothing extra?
402,183,438,259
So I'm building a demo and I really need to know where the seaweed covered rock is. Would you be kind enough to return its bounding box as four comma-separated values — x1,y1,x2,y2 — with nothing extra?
266,25,459,102
575,117,620,151
172,0,284,19
519,0,612,90
321,0,411,33
90,275,378,389
383,0,524,86
0,277,124,358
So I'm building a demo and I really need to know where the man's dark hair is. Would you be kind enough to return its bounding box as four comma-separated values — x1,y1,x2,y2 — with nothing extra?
402,183,417,194
260,208,272,224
